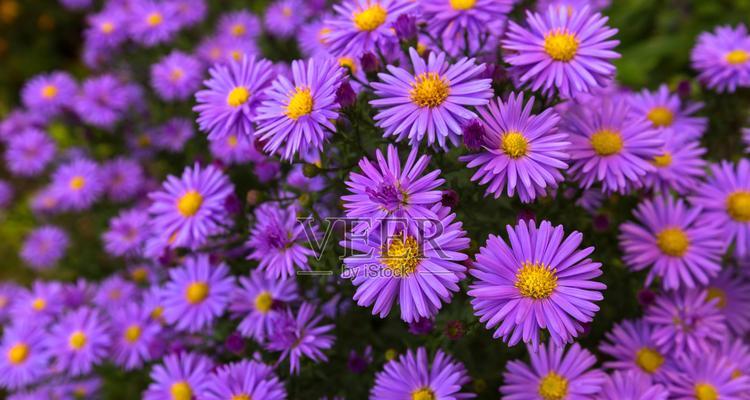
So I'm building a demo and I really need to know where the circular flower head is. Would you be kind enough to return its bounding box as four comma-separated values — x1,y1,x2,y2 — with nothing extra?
600,370,669,400
93,275,138,310
645,289,727,357
691,24,750,93
461,92,569,202
665,351,750,400
619,195,725,290
152,117,196,153
264,0,310,38
324,0,417,57
151,51,203,102
690,159,750,258
265,302,334,375
0,323,50,390
103,208,149,257
209,131,263,165
599,319,669,379
162,255,235,333
110,303,161,370
255,58,345,160
21,71,77,117
715,337,750,382
469,219,606,347
217,10,262,40
503,6,620,98
230,269,299,342
46,307,111,376
371,347,473,399
297,16,333,58
85,7,129,49
20,225,69,271
203,360,286,400
705,268,750,336
148,162,235,250
102,157,145,202
143,352,213,400
51,158,105,212
4,129,56,177
501,342,606,400
641,131,707,195
11,281,64,323
73,74,142,130
128,0,181,47
194,56,274,141
564,94,662,194
628,84,707,141
371,48,492,149
342,204,469,322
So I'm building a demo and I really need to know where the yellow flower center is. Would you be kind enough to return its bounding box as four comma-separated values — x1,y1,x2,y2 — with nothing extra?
410,72,450,108
502,132,529,158
41,84,58,99
177,190,203,217
450,0,477,10
254,291,273,313
227,86,250,107
100,21,114,34
170,381,192,400
706,287,728,309
285,87,314,120
647,106,674,127
130,267,149,283
635,347,664,374
590,129,624,156
7,343,29,365
726,191,750,222
230,50,243,62
146,12,163,26
170,68,184,82
652,152,672,168
725,49,750,65
150,305,164,320
282,6,292,17
694,383,718,400
732,369,743,379
124,324,142,343
353,4,387,32
232,395,251,400
381,234,422,277
515,262,557,300
227,134,239,148
230,23,246,37
69,330,87,350
185,282,209,304
411,387,435,400
318,27,332,44
69,176,86,191
32,297,46,311
656,227,690,257
339,57,357,74
538,371,569,400
544,30,579,62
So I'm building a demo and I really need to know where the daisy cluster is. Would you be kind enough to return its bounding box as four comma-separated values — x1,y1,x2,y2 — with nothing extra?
0,0,748,398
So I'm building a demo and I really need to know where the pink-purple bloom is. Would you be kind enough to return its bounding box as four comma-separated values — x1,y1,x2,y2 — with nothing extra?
20,225,70,270
230,269,299,341
46,307,111,376
4,129,56,177
150,51,203,102
50,158,104,211
21,71,77,117
265,302,334,374
691,24,750,93
110,303,162,370
600,370,669,400
599,319,669,379
203,360,286,400
143,352,213,400
0,323,50,390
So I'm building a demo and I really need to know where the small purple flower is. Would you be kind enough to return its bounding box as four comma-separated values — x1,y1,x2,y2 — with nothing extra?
203,360,286,400
642,132,707,195
128,0,180,47
691,24,750,93
600,370,669,400
628,84,707,141
143,352,213,400
264,0,310,38
217,10,262,40
599,319,669,379
407,318,434,335
20,225,69,270
150,51,203,102
0,323,49,390
46,307,111,376
265,303,334,374
209,132,263,165
169,0,207,28
21,71,77,117
93,275,138,309
705,268,750,336
110,303,161,370
11,281,64,323
230,269,298,342
102,157,145,202
50,158,104,211
665,350,750,399
74,74,142,130
84,7,129,49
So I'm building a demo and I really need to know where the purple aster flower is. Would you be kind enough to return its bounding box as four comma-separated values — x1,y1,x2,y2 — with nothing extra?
230,269,298,341
665,351,750,400
460,92,568,202
194,56,274,141
21,71,77,117
371,347,472,399
263,0,310,38
0,109,45,142
46,307,111,376
168,0,207,28
600,370,669,400
209,132,263,165
407,318,434,336
418,0,512,45
0,284,21,323
60,279,95,310
151,118,196,153
501,342,606,400
642,132,707,195
128,0,180,47
150,51,203,102
84,7,129,49
265,302,334,374
599,319,669,379
469,219,606,347
50,158,104,211
217,10,262,40
342,204,469,322
255,58,345,160
298,17,333,57
246,202,317,279
619,195,724,290
148,163,235,250
645,289,727,357
162,255,235,333
73,74,142,129
691,24,750,93
502,6,619,97
254,159,282,183
0,323,49,390
102,157,145,202
564,95,662,193
203,360,286,400
110,303,161,370
324,0,417,57
4,128,56,177
20,225,69,271
716,337,750,380
705,268,750,336
143,352,213,400
690,159,750,258
629,84,707,141
11,281,64,323
93,275,138,309
287,164,326,192
370,48,492,149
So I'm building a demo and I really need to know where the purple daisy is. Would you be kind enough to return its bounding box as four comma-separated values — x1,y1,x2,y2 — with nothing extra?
502,6,619,97
246,202,317,279
209,132,263,165
20,225,70,271
619,195,725,290
203,360,286,400
50,158,104,211
230,269,299,341
0,109,45,142
690,159,750,258
371,347,473,399
143,352,213,400
162,255,235,333
169,0,207,28
297,17,333,57
21,71,77,117
564,95,662,193
128,0,180,47
152,118,196,153
265,302,334,374
468,219,606,347
46,307,111,376
150,51,203,102
217,10,262,40
599,319,669,379
0,284,21,323
263,0,310,38
691,24,750,93
255,58,345,160
342,204,469,322
194,56,274,141
148,163,235,250
370,48,492,149
642,132,707,195
665,351,750,400
102,157,145,202
629,84,707,141
418,0,512,45
0,323,50,390
110,303,161,370
645,289,727,357
501,342,606,400
73,74,142,130
460,92,569,202
84,7,129,49
11,281,64,323
4,129,56,177
716,337,750,380
93,275,138,309
600,370,669,400
103,208,149,257
705,268,750,336
324,0,416,57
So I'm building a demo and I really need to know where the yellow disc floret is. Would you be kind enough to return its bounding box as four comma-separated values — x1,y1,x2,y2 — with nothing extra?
538,371,568,400
41,84,58,99
185,282,209,304
544,30,579,62
146,12,163,26
124,324,142,343
411,387,435,400
227,86,250,107
177,190,203,217
254,291,274,313
635,347,664,374
353,4,387,32
647,106,674,127
410,72,450,108
726,191,750,222
656,227,690,257
7,343,29,365
652,152,672,168
69,176,86,191
590,129,624,156
706,287,728,309
694,383,718,400
381,234,422,277
450,0,477,11
69,330,87,350
286,87,314,120
515,262,558,300
170,381,192,400
725,49,750,65
502,132,529,158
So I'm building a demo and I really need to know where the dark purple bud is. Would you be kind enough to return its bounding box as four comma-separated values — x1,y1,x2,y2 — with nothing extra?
393,14,417,42
224,194,241,215
408,318,433,335
444,320,465,340
360,52,380,74
441,189,459,208
336,81,357,108
462,119,486,151
516,209,535,223
593,213,610,232
638,288,656,308
225,332,245,355
677,80,691,99
347,351,369,374
253,137,266,154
